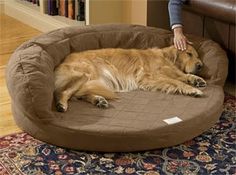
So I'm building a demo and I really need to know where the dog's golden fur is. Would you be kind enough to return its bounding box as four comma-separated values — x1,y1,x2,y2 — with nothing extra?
54,45,206,112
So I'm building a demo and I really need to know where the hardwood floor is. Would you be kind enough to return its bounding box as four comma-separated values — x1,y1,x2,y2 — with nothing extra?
0,7,41,136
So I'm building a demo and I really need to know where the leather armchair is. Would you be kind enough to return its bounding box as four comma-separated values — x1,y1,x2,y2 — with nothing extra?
147,0,236,82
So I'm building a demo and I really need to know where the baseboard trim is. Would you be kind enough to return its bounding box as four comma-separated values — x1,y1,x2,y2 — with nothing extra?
4,0,84,32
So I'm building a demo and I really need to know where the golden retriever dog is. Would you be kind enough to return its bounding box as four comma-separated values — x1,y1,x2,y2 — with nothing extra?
54,45,206,112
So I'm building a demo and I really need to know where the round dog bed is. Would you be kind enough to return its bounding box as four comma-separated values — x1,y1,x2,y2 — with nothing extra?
6,24,228,152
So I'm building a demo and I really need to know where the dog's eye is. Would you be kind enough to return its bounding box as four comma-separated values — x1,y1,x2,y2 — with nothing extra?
187,52,193,57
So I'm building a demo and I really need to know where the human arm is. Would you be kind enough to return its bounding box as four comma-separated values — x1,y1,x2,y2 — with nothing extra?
168,0,189,50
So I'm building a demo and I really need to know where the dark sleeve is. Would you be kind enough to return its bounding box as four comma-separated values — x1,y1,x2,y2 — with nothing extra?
168,0,187,28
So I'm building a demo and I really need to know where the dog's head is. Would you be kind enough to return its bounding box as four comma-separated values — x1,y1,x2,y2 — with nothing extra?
163,45,203,74
178,45,203,74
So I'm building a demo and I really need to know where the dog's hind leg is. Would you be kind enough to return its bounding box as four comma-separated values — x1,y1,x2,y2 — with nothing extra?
78,94,109,108
74,80,117,108
139,76,203,97
54,74,88,112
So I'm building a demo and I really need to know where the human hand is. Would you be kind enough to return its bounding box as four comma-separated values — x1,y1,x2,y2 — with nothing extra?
173,27,189,50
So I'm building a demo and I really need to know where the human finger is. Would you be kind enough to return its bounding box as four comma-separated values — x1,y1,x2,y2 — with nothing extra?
176,40,182,50
182,39,187,50
179,41,184,50
174,39,179,50
179,39,185,51
187,40,193,45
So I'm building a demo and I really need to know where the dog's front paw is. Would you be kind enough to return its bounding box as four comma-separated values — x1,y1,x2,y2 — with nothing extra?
95,96,109,108
194,77,207,87
56,103,68,112
187,75,206,88
189,88,203,97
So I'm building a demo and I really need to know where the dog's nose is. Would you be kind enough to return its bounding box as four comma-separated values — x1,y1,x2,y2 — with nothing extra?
196,63,202,71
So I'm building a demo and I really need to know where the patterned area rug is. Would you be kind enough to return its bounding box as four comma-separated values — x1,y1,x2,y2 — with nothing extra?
0,95,235,175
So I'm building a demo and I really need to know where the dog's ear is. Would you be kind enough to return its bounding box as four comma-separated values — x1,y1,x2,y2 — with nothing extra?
162,46,179,63
173,50,179,63
169,47,179,63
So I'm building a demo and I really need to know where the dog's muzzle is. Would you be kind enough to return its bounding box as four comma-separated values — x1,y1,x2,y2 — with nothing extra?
196,62,203,72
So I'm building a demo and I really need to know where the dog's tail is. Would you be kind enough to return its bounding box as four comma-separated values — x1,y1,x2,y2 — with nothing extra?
75,81,118,100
